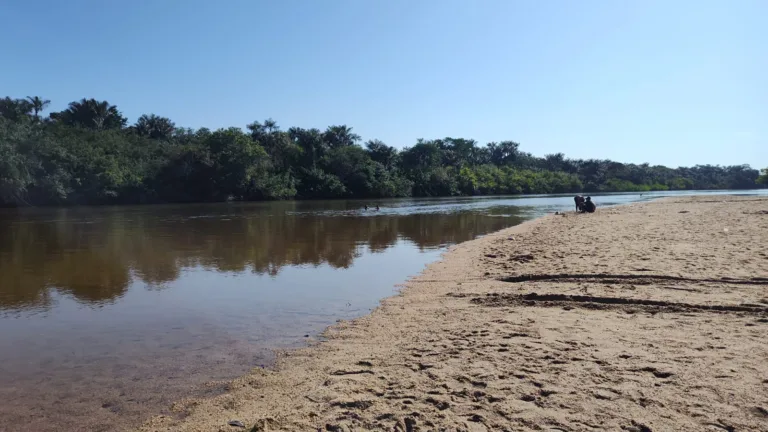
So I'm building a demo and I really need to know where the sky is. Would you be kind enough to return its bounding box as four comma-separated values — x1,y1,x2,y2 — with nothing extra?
1,0,765,168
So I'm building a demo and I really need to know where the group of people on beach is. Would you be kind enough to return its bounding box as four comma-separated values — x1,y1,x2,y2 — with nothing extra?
574,195,596,213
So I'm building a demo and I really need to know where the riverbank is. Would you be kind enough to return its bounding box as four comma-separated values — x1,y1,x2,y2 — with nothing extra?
138,196,768,432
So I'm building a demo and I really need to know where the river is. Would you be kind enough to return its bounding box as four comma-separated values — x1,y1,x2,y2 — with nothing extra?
0,190,764,431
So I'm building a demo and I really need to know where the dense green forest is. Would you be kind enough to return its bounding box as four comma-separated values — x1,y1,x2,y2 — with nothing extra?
0,96,763,206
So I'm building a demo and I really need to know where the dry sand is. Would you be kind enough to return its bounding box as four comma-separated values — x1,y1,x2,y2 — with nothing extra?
137,196,768,432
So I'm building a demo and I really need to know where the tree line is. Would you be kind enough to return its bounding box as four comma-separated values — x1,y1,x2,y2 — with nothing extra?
0,96,763,206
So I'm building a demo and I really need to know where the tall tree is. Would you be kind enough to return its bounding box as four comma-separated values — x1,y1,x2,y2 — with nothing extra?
263,118,279,133
323,125,360,149
204,127,269,199
25,96,50,119
134,114,176,140
246,118,280,140
399,140,443,173
439,138,477,168
289,127,326,169
0,97,33,122
757,168,768,186
487,141,521,165
49,98,127,130
0,119,39,204
365,139,399,169
543,153,567,172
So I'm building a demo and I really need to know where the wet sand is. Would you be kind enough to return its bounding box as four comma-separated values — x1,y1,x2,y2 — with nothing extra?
138,196,768,432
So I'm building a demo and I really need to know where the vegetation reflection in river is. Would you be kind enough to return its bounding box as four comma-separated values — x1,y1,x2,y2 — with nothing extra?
0,201,526,312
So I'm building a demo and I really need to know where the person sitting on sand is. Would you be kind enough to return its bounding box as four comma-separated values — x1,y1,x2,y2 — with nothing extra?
574,195,585,212
583,196,596,213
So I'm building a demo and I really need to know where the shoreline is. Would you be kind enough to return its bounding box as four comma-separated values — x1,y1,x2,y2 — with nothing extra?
138,195,768,432
1,188,764,210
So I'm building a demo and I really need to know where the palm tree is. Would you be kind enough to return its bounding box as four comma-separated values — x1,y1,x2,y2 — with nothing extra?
134,114,176,140
247,118,280,140
365,139,398,169
543,153,566,172
49,98,127,130
323,125,361,149
289,127,326,169
0,97,33,122
25,96,50,120
263,118,279,133
488,141,520,166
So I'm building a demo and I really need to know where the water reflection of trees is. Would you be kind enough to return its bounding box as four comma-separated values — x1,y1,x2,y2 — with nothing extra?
0,205,525,311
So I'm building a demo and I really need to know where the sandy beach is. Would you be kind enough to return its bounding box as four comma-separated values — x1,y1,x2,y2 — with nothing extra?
137,196,768,432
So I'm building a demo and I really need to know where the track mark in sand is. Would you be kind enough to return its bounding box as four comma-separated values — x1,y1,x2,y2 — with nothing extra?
498,273,768,286
425,397,450,410
509,253,535,263
659,285,701,293
331,369,375,376
627,420,653,432
502,332,531,339
706,419,737,432
331,400,374,410
469,293,768,315
408,278,486,283
636,366,674,379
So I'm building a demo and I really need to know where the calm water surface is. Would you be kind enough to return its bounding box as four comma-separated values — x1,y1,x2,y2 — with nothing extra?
0,190,763,431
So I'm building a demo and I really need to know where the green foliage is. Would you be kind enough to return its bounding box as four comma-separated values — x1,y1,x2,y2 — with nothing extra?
203,127,269,199
507,169,581,194
49,98,127,130
458,166,478,195
133,114,176,140
249,170,297,200
487,141,521,166
666,177,694,190
423,166,459,197
0,97,34,123
757,168,768,186
604,179,651,192
323,125,360,149
0,95,761,207
365,139,399,169
297,168,347,198
0,118,40,204
25,96,50,119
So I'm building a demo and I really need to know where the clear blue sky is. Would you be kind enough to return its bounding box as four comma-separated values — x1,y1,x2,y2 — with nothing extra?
2,0,765,168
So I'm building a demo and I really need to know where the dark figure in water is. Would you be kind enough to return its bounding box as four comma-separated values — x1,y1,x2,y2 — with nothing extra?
364,205,368,211
583,196,596,213
375,205,380,211
574,195,585,211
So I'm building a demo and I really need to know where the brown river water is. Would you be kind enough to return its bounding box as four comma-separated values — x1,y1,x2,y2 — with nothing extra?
0,191,761,431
